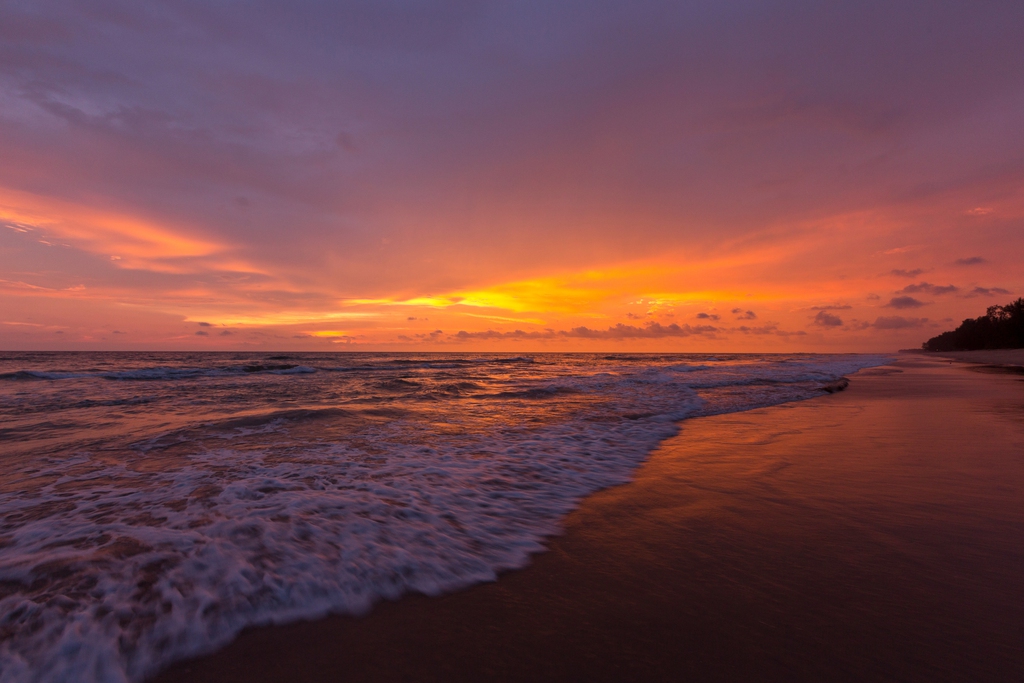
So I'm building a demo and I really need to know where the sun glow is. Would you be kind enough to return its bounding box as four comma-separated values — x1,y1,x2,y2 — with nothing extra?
183,311,378,327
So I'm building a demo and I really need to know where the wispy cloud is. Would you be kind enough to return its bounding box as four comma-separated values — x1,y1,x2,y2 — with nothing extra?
966,286,1011,297
453,329,555,341
899,282,958,295
562,322,718,339
873,316,928,329
890,269,925,278
736,323,806,337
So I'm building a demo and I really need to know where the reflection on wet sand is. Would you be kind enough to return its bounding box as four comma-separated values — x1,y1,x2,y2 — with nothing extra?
155,357,1024,683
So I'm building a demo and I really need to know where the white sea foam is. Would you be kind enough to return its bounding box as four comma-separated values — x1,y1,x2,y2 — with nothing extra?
0,353,890,682
0,365,318,382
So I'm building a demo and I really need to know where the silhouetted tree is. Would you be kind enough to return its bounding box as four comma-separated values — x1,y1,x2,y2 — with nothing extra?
923,298,1024,351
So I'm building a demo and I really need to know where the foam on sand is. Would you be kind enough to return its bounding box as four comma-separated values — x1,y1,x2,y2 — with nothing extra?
0,353,889,683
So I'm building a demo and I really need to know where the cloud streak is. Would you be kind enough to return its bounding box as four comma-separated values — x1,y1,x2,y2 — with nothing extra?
873,316,929,330
899,282,958,295
563,322,718,340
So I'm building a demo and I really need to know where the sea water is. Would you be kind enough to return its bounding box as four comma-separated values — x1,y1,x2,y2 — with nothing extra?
0,352,889,682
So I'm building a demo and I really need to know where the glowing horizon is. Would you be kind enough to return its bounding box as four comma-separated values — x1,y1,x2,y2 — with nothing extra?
2,2,1022,352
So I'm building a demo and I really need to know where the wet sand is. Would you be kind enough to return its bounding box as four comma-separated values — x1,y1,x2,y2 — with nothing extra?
927,348,1024,367
152,358,1024,682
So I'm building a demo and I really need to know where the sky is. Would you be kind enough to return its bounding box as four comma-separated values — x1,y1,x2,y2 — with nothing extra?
1,0,1022,352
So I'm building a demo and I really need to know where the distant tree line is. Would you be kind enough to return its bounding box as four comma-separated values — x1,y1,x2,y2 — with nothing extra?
923,298,1024,351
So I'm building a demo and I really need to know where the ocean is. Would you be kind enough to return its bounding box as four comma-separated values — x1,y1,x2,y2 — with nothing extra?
0,352,889,683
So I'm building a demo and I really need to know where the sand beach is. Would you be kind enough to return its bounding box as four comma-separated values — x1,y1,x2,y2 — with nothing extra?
151,356,1024,682
927,349,1024,367
7,4,1023,681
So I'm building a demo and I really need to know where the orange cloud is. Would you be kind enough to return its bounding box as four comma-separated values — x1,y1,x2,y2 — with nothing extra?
0,187,236,273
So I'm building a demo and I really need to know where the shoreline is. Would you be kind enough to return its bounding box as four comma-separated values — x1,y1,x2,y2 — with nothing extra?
916,348,1024,367
152,357,1024,682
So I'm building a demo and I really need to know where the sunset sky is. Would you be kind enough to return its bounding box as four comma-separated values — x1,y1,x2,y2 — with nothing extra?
2,0,1022,351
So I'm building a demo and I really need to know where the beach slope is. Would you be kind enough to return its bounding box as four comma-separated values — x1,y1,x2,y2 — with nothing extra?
153,357,1024,682
927,348,1024,367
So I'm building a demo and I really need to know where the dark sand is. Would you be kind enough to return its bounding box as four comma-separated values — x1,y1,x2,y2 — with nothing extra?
928,348,1024,367
153,358,1024,682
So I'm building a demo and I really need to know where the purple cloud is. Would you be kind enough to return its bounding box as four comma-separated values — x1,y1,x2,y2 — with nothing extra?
968,286,1011,297
453,329,555,340
885,296,927,309
813,311,843,327
562,322,717,339
737,323,806,336
899,282,958,295
452,322,719,341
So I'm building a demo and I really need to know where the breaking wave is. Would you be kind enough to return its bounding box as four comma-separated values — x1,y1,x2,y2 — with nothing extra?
0,352,890,682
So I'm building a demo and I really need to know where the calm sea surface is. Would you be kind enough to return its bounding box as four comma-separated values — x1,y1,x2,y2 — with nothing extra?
0,352,888,682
